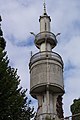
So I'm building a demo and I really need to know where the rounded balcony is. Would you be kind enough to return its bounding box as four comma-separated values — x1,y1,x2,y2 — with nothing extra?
29,51,63,68
29,51,64,98
35,31,57,49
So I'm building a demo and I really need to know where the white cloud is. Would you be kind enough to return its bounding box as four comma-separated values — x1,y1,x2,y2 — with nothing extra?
63,36,80,66
1,0,41,41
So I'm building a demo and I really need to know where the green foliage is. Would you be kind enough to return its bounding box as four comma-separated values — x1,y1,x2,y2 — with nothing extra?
0,16,2,22
0,16,34,120
0,16,6,50
70,98,80,120
0,37,6,50
56,95,63,119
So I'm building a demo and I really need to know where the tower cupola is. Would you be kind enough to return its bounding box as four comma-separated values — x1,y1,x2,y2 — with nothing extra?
34,1,57,51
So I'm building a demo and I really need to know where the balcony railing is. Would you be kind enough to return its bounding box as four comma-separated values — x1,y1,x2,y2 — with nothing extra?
29,51,63,67
35,31,57,48
35,31,56,40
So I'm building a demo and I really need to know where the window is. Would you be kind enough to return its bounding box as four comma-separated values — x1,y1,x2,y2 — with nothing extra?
45,23,47,31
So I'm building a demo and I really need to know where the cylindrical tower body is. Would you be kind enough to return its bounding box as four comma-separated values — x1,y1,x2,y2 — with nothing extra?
29,51,64,95
29,51,64,120
29,3,64,120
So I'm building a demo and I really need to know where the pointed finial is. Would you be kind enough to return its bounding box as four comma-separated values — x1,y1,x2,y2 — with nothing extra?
43,0,47,15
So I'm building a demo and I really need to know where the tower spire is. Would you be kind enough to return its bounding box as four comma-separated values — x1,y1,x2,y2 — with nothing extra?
43,0,47,15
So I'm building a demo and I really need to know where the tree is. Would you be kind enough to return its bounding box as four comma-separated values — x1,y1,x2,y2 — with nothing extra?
56,95,64,119
70,98,80,120
0,16,6,50
0,16,34,120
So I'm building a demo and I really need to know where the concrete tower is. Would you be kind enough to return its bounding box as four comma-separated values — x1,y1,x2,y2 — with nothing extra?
29,1,64,120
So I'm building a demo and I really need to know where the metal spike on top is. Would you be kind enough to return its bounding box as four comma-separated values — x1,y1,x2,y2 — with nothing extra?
43,0,47,15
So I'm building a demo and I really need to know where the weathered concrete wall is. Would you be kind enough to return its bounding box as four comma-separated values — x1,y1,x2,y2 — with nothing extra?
29,52,64,120
30,56,64,95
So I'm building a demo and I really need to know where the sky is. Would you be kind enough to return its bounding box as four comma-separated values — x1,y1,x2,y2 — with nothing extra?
0,0,80,117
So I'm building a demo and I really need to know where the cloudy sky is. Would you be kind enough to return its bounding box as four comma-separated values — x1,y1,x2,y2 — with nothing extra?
0,0,80,117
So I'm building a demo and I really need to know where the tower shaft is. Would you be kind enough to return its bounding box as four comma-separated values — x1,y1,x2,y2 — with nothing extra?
29,2,64,120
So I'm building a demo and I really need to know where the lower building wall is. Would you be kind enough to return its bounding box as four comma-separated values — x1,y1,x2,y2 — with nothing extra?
35,114,61,120
35,93,63,120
